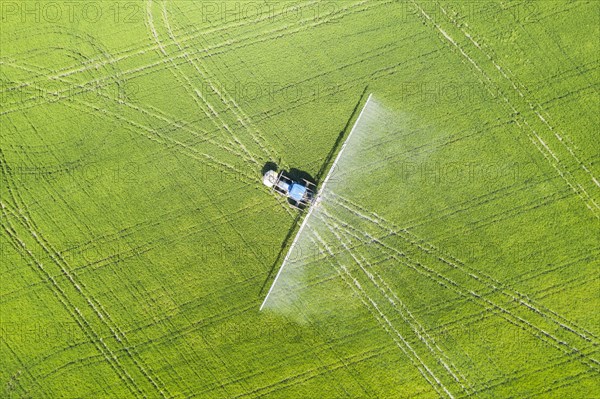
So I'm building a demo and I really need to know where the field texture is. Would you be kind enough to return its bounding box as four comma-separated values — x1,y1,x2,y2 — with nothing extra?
1,1,599,398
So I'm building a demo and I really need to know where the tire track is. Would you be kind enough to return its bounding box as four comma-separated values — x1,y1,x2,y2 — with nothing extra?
410,1,599,218
231,347,384,399
317,211,597,395
1,0,391,116
0,0,322,95
1,192,171,397
523,369,596,398
2,58,255,165
332,214,600,373
421,259,598,337
332,193,599,346
145,0,260,168
0,202,146,398
309,230,453,398
66,95,256,182
437,2,600,192
2,74,256,184
472,347,598,397
322,195,599,371
318,210,473,396
1,27,421,144
0,336,50,398
1,109,260,396
162,0,280,163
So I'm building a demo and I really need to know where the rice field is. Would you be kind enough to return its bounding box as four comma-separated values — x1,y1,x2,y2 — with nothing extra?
1,1,599,398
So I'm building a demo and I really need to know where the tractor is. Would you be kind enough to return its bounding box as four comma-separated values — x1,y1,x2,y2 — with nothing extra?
262,169,316,210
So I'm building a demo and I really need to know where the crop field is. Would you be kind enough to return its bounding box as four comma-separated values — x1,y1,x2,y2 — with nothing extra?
1,0,599,398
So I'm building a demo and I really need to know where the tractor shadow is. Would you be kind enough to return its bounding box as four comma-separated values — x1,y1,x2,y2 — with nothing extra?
261,162,316,186
287,168,316,186
314,85,369,183
261,161,278,176
258,211,303,298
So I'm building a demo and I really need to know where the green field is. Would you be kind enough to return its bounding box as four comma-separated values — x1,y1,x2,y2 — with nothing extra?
1,1,599,398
